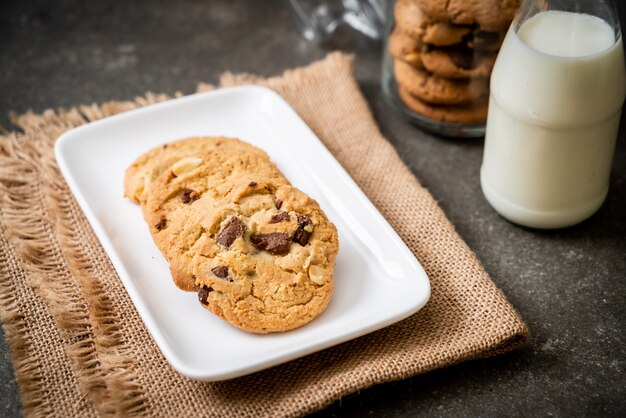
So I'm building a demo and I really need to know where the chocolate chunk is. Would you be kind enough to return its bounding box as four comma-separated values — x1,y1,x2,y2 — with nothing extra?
473,31,500,50
447,44,475,69
155,217,167,231
275,198,283,209
181,188,199,204
197,285,212,305
211,266,229,279
269,211,291,224
162,144,168,149
216,217,246,248
250,232,291,256
248,181,257,187
292,214,312,246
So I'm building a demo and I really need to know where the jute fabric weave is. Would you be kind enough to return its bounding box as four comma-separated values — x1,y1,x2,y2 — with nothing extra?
0,52,528,417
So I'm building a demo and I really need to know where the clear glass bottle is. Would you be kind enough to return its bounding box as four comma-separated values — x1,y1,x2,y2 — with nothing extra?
381,0,518,138
481,0,625,228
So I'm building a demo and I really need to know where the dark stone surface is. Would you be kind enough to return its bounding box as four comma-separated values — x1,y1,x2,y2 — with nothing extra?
1,0,625,417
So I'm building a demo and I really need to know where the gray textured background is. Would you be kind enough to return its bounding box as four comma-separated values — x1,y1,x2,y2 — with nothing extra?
1,1,625,417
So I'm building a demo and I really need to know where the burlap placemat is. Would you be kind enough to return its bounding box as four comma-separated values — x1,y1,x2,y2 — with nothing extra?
0,52,528,417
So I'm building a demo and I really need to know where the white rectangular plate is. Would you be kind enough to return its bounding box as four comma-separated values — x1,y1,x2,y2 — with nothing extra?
55,86,430,381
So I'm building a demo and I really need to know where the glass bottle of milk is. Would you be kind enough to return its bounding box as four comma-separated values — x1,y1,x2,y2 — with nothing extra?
481,0,625,229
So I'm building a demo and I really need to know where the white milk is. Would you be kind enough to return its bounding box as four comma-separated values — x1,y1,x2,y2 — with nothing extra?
481,10,625,228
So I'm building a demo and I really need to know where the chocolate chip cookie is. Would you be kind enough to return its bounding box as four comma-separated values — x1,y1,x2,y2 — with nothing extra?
415,0,520,32
394,0,472,46
191,184,338,333
393,59,488,105
126,135,340,333
421,46,496,79
399,86,488,123
391,35,496,79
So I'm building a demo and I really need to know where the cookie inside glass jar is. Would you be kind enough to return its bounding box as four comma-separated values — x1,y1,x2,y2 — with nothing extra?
383,0,519,137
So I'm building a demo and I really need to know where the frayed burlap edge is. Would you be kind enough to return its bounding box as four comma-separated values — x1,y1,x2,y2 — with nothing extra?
0,94,178,417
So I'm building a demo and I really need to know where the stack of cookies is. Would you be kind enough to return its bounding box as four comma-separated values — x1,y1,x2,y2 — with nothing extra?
124,137,339,333
389,0,519,124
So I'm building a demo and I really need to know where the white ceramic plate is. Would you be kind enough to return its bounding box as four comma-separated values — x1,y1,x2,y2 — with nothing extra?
55,86,430,381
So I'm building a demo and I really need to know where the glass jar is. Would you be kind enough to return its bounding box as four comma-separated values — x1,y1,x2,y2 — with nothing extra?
286,0,386,43
381,0,519,138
